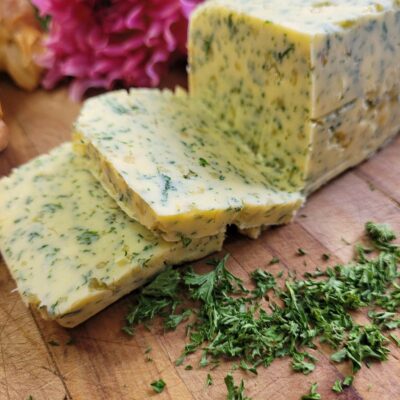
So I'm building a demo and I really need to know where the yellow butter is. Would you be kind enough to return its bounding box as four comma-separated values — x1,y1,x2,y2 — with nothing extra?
0,144,223,327
73,89,303,242
189,0,400,191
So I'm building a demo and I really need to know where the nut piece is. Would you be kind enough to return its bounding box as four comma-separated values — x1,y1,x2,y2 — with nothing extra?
0,0,43,90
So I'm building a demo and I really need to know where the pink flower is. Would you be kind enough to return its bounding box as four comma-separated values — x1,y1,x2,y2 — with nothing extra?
32,0,203,100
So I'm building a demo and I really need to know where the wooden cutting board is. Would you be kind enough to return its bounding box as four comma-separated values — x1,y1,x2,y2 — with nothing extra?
1,75,400,400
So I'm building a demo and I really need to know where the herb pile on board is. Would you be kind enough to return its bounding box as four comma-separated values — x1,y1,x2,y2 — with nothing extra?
124,222,400,399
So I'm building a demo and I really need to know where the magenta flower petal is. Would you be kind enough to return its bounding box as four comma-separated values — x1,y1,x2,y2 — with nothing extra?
32,0,205,100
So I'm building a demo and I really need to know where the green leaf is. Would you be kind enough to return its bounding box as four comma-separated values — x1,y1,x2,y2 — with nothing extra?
291,352,316,375
390,333,400,347
332,379,343,393
250,269,276,298
164,309,192,330
343,376,354,387
301,383,321,400
366,221,396,243
224,373,251,400
239,360,258,375
150,379,166,394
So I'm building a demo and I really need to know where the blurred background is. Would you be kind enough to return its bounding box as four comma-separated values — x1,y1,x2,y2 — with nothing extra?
0,0,202,154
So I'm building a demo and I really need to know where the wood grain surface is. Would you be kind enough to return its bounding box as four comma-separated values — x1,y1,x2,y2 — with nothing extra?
0,73,400,400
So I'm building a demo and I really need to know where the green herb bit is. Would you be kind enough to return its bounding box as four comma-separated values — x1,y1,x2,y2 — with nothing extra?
224,373,252,400
150,379,166,394
343,376,354,387
199,157,209,167
322,253,330,261
175,355,185,366
332,379,343,393
124,267,181,333
184,254,247,304
368,311,400,330
366,221,396,244
291,352,316,375
160,173,176,204
297,248,307,256
206,373,213,386
184,365,193,370
331,325,389,373
165,309,192,330
301,383,321,400
269,256,280,265
181,236,192,248
239,360,258,375
250,269,276,298
76,229,100,245
145,346,152,354
332,376,354,392
390,333,400,347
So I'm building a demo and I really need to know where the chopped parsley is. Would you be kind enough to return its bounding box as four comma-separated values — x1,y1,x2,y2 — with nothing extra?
160,173,176,204
150,379,166,394
297,247,307,256
269,256,280,265
332,376,353,393
124,222,400,399
301,383,321,400
76,230,100,245
250,269,276,298
225,374,251,400
181,236,192,248
276,43,295,63
390,333,400,347
199,157,209,167
322,253,330,261
332,379,343,393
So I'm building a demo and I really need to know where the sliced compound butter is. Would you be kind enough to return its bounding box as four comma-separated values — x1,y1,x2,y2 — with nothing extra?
73,89,304,242
189,0,400,191
0,143,224,328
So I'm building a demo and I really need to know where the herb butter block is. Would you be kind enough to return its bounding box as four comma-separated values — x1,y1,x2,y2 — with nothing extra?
189,0,400,192
73,89,303,242
0,144,224,328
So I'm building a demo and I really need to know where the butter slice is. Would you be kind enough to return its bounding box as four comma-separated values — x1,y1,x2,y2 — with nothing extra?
73,89,304,242
0,144,224,328
189,0,400,191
